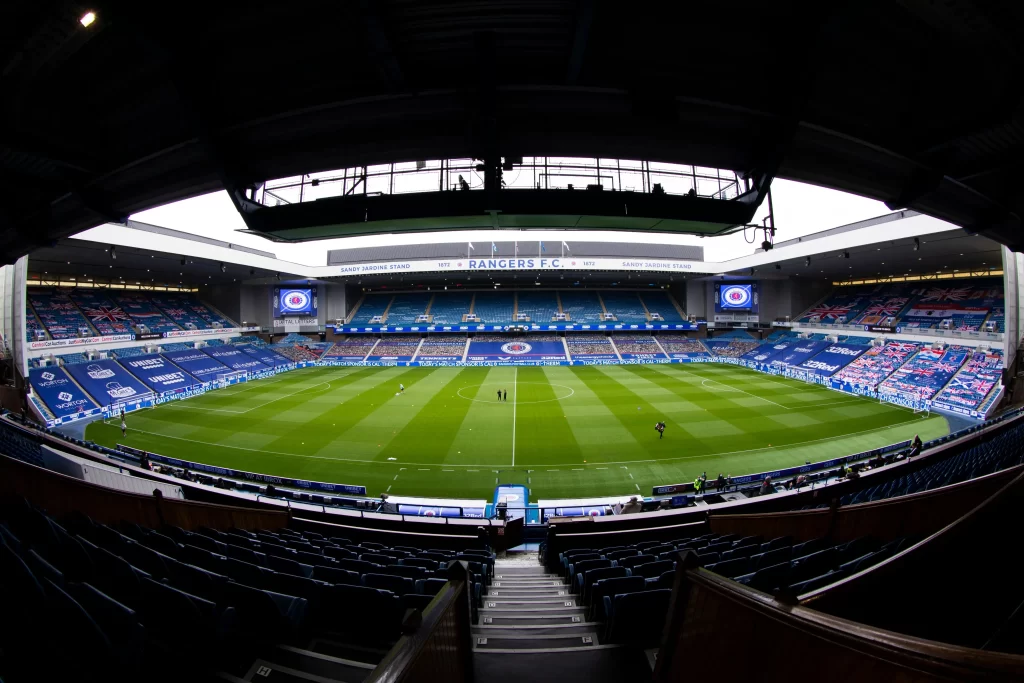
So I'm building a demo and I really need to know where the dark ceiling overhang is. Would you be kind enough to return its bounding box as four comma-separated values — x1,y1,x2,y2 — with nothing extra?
3,0,1022,260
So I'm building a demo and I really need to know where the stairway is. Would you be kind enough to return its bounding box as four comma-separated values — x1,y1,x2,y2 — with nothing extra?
473,556,652,682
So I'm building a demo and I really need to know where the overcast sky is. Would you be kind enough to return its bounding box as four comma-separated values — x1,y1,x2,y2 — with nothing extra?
127,178,893,266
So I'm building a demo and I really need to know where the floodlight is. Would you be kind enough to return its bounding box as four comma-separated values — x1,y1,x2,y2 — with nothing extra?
80,11,96,27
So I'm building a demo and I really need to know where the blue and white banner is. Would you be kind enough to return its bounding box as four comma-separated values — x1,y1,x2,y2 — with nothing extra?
65,359,153,407
29,367,98,418
397,505,485,518
335,322,699,334
771,340,829,367
120,353,202,393
162,348,231,379
465,340,567,363
203,345,270,372
237,345,292,367
796,343,867,376
334,256,706,276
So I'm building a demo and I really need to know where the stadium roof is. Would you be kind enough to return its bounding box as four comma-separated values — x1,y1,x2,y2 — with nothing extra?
4,0,1023,258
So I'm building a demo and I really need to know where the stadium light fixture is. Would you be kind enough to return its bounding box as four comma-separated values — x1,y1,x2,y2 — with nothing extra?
79,11,96,27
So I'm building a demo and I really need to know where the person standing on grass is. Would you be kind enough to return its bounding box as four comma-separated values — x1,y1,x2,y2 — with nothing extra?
497,389,503,402
655,421,665,439
399,383,405,394
120,414,127,438
503,389,507,402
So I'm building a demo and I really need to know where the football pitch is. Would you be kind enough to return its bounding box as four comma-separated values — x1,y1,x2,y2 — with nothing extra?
86,364,949,501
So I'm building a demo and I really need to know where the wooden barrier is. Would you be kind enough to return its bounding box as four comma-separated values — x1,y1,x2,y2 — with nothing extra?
799,470,1024,650
654,554,1024,682
708,463,1022,544
0,451,288,531
366,562,474,683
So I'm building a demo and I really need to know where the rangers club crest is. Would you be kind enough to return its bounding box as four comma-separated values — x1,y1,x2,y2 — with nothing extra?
281,290,311,313
500,341,532,355
722,285,751,307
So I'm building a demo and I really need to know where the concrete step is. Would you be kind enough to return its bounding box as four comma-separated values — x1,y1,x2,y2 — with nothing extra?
481,613,590,627
484,597,578,608
481,602,581,613
255,646,374,683
486,589,570,598
474,634,596,652
491,579,564,588
473,623,599,637
492,566,548,576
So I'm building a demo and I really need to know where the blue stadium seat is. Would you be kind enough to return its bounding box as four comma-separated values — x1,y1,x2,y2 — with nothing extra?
579,566,628,604
570,558,612,592
362,572,415,596
589,576,647,619
416,577,449,596
613,554,655,569
312,564,360,585
628,560,674,579
603,589,672,646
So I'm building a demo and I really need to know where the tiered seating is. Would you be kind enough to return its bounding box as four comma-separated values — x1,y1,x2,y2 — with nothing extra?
149,293,212,330
28,290,95,340
111,347,147,358
833,341,921,387
235,336,267,347
203,339,225,346
25,313,47,341
472,333,560,342
566,334,616,357
303,342,334,359
323,338,377,359
69,290,134,336
367,336,420,359
878,345,970,401
471,291,514,322
158,342,193,352
639,291,684,322
986,307,1005,332
383,293,429,324
515,290,558,322
657,334,710,357
841,419,1024,506
269,344,319,362
704,331,759,357
351,294,392,324
558,291,604,323
837,335,872,344
427,292,472,324
114,294,181,334
599,291,647,322
56,353,89,365
932,349,1003,411
416,337,466,358
612,334,663,355
280,333,312,344
0,498,490,681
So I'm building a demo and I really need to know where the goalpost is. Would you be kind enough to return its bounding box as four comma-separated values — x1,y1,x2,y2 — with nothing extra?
216,370,248,387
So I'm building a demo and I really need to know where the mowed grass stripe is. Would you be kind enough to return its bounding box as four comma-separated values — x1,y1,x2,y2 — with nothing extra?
443,367,515,466
513,366,583,467
378,367,479,462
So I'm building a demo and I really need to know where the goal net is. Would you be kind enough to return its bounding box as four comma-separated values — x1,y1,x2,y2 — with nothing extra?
216,370,248,386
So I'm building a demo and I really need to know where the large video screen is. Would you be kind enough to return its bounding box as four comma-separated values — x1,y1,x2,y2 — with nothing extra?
715,283,758,312
274,287,317,318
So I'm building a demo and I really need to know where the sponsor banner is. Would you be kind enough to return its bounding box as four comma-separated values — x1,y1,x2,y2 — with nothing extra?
163,327,240,338
770,340,829,367
162,349,231,378
415,355,462,361
568,353,619,360
619,352,668,360
136,332,163,340
864,325,900,333
29,367,97,418
367,355,415,361
240,326,262,332
121,353,202,392
335,322,699,334
335,256,707,276
64,359,153,407
465,340,567,362
797,343,867,376
116,444,367,496
273,318,319,328
237,345,293,367
397,505,485,518
29,333,134,350
203,345,270,372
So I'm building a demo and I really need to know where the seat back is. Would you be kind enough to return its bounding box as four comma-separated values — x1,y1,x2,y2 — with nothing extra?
362,572,415,596
617,554,655,569
605,589,672,646
581,566,627,603
631,560,674,578
400,557,439,571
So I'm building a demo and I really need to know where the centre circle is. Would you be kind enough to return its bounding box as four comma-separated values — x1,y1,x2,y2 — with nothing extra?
456,382,575,404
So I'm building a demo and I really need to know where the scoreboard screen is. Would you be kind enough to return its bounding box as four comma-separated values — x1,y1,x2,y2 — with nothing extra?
274,288,317,317
715,283,758,312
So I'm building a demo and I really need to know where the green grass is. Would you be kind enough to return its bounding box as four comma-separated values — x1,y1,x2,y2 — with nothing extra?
85,364,949,501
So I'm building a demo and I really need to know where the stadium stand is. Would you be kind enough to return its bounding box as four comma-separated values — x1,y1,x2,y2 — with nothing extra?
703,332,759,358
149,293,212,329
656,333,710,358
472,333,560,342
611,334,665,356
269,344,319,363
69,290,135,336
417,337,466,358
515,289,559,322
55,352,89,365
878,344,971,401
350,293,391,323
280,333,313,344
837,335,872,344
235,335,267,347
28,289,95,340
598,291,648,322
113,294,181,334
157,342,194,352
302,342,334,359
566,334,617,357
323,338,377,360
932,348,1004,412
383,293,430,324
639,291,685,322
25,311,47,342
559,290,604,323
833,341,922,387
110,346,147,358
471,291,514,323
368,336,421,359
796,278,1004,332
427,292,472,324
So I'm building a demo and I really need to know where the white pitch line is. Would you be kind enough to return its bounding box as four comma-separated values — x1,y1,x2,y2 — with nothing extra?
386,485,391,492
511,366,518,467
699,377,788,409
101,413,927,469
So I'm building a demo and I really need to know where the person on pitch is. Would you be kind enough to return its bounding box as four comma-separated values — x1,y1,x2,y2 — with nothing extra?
503,389,507,402
120,414,127,437
399,383,405,394
655,421,666,439
497,389,503,402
